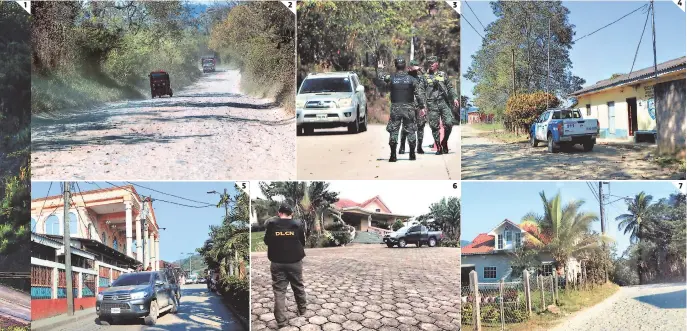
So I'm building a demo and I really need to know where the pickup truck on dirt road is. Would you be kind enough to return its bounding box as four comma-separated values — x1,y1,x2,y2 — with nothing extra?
383,224,443,248
530,108,599,153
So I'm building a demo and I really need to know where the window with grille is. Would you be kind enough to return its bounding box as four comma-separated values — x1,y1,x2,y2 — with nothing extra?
542,264,553,276
505,230,512,242
515,232,522,248
497,234,503,249
586,104,591,116
484,266,497,279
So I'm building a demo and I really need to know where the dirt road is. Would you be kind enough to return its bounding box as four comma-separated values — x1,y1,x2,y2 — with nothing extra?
551,283,686,331
297,124,460,179
31,69,295,180
461,125,684,180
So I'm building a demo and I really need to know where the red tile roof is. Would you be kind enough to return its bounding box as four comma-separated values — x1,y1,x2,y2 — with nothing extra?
462,233,495,255
334,195,392,213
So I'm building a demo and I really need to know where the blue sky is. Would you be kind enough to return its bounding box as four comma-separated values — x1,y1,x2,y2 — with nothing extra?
461,1,687,100
31,181,240,263
461,181,681,254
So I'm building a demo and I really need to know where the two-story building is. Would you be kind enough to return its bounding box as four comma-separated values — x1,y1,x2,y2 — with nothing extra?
461,219,580,285
30,185,162,320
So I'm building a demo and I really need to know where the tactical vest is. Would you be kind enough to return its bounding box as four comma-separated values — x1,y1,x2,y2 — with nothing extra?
424,71,447,101
389,72,415,103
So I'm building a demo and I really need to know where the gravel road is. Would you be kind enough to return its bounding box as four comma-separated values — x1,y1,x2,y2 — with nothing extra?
551,283,686,331
461,125,684,180
31,69,295,180
297,124,460,179
0,284,30,326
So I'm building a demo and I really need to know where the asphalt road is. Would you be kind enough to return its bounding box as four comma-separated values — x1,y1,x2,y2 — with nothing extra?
550,283,686,331
251,245,460,330
31,69,295,180
46,284,244,331
0,284,30,326
297,124,460,179
461,125,684,180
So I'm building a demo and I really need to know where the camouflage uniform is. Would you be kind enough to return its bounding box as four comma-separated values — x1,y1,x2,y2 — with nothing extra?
382,57,424,162
399,59,427,154
424,55,458,154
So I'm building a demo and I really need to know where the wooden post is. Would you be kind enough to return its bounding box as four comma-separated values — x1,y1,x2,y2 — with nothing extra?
550,274,556,305
539,275,545,309
499,279,505,330
470,270,481,331
554,273,559,304
523,270,532,317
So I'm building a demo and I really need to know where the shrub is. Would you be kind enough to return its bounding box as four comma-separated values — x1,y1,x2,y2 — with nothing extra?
504,92,560,134
220,275,249,320
250,223,265,232
462,302,473,324
481,305,500,324
440,239,459,247
327,223,353,246
391,220,404,231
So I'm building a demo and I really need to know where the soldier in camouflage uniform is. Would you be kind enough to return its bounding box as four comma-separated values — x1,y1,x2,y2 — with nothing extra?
399,59,427,155
382,57,425,162
424,56,460,155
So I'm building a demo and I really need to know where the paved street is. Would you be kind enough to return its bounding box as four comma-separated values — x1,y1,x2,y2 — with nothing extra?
461,125,685,180
43,284,244,331
251,245,460,330
0,284,30,327
551,283,686,331
297,125,460,180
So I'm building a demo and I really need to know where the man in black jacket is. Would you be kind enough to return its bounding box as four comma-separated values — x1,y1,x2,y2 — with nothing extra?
264,204,307,328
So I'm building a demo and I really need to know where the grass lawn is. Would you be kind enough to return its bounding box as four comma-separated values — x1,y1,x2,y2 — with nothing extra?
477,283,620,331
251,231,266,252
469,122,529,144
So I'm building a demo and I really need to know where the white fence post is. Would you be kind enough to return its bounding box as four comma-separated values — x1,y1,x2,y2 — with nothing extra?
499,278,505,330
539,275,545,309
470,270,481,331
523,270,532,317
77,272,83,298
52,266,58,299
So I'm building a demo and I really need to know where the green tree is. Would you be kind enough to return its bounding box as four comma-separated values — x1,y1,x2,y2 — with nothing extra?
615,192,653,284
417,197,460,241
464,1,584,118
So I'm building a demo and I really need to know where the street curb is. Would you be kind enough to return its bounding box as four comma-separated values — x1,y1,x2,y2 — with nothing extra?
31,310,96,331
218,293,249,331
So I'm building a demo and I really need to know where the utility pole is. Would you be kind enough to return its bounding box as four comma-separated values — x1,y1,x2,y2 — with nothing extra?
223,188,229,219
62,182,74,316
511,48,516,95
599,182,605,235
650,0,658,80
140,197,149,270
547,17,551,109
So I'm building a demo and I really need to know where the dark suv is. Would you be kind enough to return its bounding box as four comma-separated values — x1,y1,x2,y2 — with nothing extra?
96,271,178,325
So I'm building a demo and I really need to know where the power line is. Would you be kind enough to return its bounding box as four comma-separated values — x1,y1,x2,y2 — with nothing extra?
33,182,53,232
464,0,486,30
573,3,648,43
628,3,651,77
462,13,485,40
104,182,214,209
125,181,215,207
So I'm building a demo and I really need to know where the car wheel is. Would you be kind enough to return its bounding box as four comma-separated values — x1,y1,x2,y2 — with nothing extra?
530,134,538,147
144,300,159,326
348,110,360,134
98,317,113,325
583,142,594,152
398,239,407,248
428,238,437,247
297,126,303,136
386,243,394,248
417,241,422,248
547,134,558,153
361,106,368,132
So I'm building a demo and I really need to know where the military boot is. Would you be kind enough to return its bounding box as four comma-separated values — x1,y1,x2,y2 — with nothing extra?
417,137,425,154
389,143,398,162
398,134,406,154
409,142,416,160
441,137,449,154
434,140,443,155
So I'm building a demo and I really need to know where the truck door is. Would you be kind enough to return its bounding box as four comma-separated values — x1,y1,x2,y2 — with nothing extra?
154,273,169,307
406,225,421,243
536,112,549,141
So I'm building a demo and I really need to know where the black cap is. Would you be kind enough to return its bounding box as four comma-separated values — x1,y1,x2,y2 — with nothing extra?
278,203,293,215
394,57,406,70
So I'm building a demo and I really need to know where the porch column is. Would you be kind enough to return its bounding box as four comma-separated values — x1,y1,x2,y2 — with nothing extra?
135,218,143,263
143,225,150,268
125,201,133,258
148,232,155,271
155,236,160,271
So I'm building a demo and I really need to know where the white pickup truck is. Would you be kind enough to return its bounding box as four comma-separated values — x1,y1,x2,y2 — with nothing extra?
530,108,599,153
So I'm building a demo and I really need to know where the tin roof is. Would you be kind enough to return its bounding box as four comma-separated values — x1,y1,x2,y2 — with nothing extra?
570,56,686,97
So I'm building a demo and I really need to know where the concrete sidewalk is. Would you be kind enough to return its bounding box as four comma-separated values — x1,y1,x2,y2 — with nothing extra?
31,308,97,331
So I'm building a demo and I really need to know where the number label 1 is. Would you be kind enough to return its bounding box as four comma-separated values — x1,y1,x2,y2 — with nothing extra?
14,1,31,14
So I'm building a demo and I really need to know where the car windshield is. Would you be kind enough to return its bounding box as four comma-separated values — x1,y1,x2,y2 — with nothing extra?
150,73,168,79
300,77,352,94
552,110,581,119
111,273,152,286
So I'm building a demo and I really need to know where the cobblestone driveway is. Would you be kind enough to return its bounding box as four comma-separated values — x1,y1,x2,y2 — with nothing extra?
251,245,460,331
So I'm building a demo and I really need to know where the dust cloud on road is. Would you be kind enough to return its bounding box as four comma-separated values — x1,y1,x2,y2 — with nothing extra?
31,69,295,180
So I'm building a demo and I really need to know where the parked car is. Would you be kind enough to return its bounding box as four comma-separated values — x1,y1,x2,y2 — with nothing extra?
202,58,215,72
96,271,178,326
383,225,443,248
149,71,173,98
296,72,368,135
530,108,599,153
185,277,195,285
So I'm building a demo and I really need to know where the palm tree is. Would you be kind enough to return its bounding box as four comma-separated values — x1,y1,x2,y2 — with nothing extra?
535,191,607,283
615,192,653,284
419,197,461,241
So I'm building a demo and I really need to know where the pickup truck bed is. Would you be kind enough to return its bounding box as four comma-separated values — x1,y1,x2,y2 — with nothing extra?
530,108,599,153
